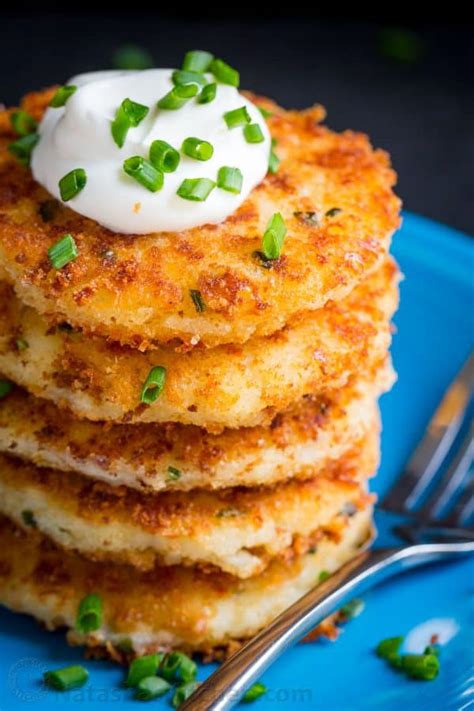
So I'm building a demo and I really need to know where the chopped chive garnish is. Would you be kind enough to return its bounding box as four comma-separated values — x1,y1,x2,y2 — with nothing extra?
113,44,153,70
161,651,197,683
126,653,161,687
59,168,87,201
76,593,103,633
318,570,330,583
217,166,243,194
325,207,342,218
252,250,274,269
242,682,267,703
294,211,319,226
50,85,76,109
123,157,163,192
149,140,180,173
135,676,171,700
258,106,273,119
197,83,217,104
21,509,37,527
16,337,29,351
8,133,39,166
158,84,199,110
39,199,59,222
182,137,214,161
0,379,13,399
167,466,182,481
49,85,77,108
10,110,38,136
177,177,216,202
401,653,440,680
424,644,440,656
140,366,166,404
43,665,89,691
262,212,287,260
268,138,280,174
183,50,214,73
172,70,207,87
223,106,251,129
111,98,149,148
244,123,265,144
376,636,404,662
190,289,206,312
339,598,365,620
172,682,199,708
210,58,240,87
48,234,78,270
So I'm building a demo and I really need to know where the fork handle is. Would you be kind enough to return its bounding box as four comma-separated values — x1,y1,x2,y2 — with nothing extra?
182,541,473,711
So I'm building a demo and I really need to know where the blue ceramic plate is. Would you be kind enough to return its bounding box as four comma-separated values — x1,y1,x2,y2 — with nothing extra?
1,213,473,710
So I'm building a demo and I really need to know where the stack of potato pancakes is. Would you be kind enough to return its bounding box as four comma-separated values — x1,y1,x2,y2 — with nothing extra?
0,90,401,660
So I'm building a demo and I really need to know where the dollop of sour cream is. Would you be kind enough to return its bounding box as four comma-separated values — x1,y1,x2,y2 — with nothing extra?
31,70,271,234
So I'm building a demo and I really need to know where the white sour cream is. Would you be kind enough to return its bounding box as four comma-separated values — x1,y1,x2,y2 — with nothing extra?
31,69,271,234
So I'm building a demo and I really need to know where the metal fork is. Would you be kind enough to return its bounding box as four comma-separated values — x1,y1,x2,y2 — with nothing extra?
182,354,474,711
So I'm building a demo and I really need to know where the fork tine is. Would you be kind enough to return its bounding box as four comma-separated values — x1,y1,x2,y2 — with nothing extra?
419,427,474,520
445,476,474,526
381,353,474,512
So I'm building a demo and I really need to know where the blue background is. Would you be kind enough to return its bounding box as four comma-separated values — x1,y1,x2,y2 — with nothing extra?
0,213,473,710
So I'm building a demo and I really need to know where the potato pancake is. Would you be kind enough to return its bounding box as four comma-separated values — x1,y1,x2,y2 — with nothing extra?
0,431,376,578
0,507,372,655
0,362,391,491
0,90,400,349
0,258,399,431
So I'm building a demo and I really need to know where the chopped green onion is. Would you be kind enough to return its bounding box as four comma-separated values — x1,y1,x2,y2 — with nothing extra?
242,682,267,703
126,653,161,687
39,199,59,222
158,84,198,110
59,168,87,201
149,140,180,173
339,598,365,620
16,337,29,351
172,681,199,708
243,123,265,144
262,212,287,260
258,107,273,119
401,653,440,680
76,593,103,633
376,636,404,662
294,211,319,226
190,289,206,312
223,106,251,129
177,178,215,202
172,70,207,87
111,98,149,148
0,380,13,399
49,85,77,108
210,58,240,87
8,133,39,166
48,234,78,270
123,157,163,193
325,207,342,218
182,137,214,161
217,166,243,194
318,570,330,583
183,50,214,73
113,44,153,70
197,83,217,104
252,250,274,269
140,366,166,404
135,676,171,700
116,638,134,654
268,138,280,174
161,651,197,683
424,644,440,656
10,110,38,136
167,466,182,481
21,509,37,527
43,665,88,691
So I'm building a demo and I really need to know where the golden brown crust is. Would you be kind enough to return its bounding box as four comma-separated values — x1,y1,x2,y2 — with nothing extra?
0,90,401,349
0,259,399,430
